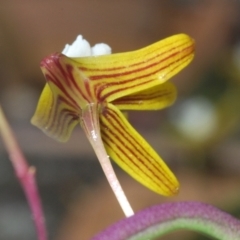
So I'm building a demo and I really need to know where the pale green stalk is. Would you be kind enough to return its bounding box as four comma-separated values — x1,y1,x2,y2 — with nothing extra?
81,103,134,217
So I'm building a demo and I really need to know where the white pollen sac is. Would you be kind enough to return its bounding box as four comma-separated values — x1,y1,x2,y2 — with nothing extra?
62,35,111,58
62,35,91,57
91,43,112,56
169,96,218,142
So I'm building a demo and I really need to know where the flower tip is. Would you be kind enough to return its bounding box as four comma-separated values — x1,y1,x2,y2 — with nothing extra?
187,35,195,53
171,186,180,196
162,183,180,197
190,37,195,50
177,33,195,67
179,33,195,52
40,53,60,69
180,33,195,43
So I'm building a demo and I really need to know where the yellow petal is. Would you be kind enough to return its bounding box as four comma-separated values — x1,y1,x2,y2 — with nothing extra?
73,33,194,102
100,103,179,196
31,84,79,142
113,82,177,111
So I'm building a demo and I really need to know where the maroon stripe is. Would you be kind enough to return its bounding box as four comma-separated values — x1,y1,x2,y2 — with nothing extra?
58,95,79,110
65,64,91,102
45,96,61,134
98,79,154,102
45,72,79,110
79,65,126,72
54,57,72,87
114,90,172,103
49,56,88,102
44,94,78,137
84,79,93,101
42,93,61,134
89,60,162,81
52,108,78,138
46,96,78,138
113,92,172,107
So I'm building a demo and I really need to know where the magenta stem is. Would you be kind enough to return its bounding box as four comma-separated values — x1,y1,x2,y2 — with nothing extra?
0,105,47,240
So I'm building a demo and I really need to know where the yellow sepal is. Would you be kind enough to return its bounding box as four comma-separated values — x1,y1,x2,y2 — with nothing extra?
100,103,179,196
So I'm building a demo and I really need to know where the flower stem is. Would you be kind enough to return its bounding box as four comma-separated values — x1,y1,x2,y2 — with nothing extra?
94,141,134,217
81,104,134,217
0,105,47,240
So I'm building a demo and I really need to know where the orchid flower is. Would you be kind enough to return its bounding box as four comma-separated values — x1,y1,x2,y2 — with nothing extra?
31,34,194,216
91,201,240,240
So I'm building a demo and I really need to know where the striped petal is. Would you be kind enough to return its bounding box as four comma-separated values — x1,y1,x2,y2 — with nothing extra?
100,103,179,196
31,83,79,142
73,33,194,102
31,53,93,142
113,82,177,111
92,202,240,240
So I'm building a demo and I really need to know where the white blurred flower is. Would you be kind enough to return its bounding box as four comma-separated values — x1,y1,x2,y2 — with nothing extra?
169,97,218,142
62,35,111,58
233,43,240,70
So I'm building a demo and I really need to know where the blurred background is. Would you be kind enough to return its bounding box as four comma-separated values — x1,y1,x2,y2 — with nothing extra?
0,1,240,239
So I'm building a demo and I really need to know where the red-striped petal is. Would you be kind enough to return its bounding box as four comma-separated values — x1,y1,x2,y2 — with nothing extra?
31,84,79,142
100,103,179,196
74,34,194,102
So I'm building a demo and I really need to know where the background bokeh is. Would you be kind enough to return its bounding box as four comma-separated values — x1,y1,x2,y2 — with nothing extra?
0,1,240,239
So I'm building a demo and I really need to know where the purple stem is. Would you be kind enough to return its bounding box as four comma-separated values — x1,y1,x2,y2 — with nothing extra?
0,106,47,240
91,201,240,240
